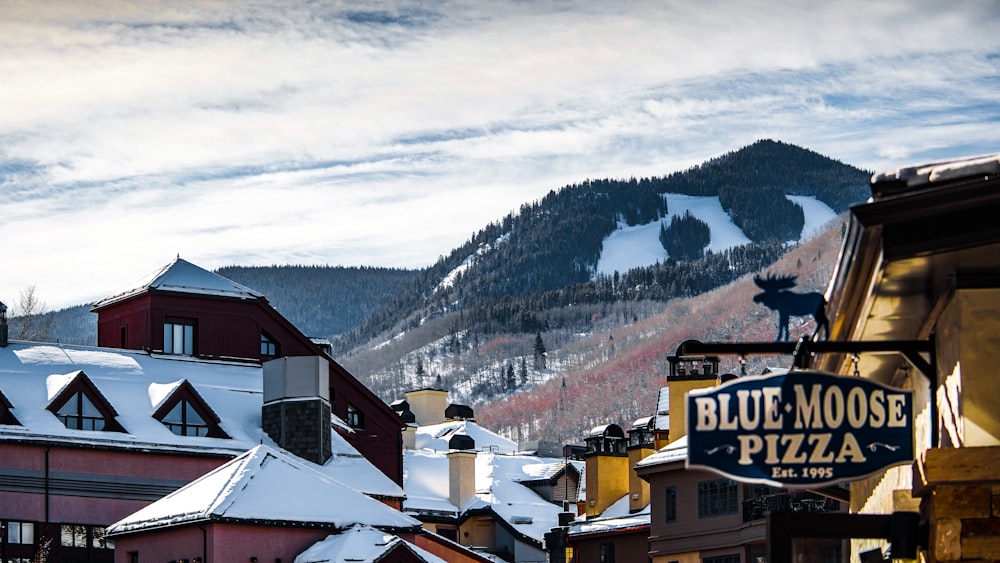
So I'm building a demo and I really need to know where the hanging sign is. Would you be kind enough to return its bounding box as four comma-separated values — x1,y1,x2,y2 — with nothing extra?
686,370,913,487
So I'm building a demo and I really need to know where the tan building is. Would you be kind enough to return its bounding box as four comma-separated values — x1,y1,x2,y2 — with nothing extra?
814,153,1000,561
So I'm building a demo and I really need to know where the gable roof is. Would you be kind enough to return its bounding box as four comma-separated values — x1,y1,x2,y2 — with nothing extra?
634,435,688,469
0,341,404,499
107,444,420,536
403,449,570,545
92,256,264,309
295,524,448,563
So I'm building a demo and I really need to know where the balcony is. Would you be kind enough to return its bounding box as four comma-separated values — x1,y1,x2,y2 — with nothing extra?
742,492,842,522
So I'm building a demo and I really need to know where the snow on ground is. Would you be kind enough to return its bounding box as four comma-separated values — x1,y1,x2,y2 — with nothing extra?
788,195,838,240
595,193,837,276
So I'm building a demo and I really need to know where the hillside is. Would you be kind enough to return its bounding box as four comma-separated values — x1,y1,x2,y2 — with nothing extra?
465,221,845,445
340,140,868,352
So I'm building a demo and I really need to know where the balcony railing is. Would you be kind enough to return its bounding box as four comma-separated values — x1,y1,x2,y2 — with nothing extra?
742,492,841,522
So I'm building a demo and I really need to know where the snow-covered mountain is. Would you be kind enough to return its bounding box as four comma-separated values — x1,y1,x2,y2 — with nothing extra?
596,193,837,276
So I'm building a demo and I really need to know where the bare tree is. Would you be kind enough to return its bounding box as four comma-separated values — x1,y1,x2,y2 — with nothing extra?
12,285,53,342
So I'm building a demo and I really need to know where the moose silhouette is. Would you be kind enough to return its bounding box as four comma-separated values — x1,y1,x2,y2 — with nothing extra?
753,273,829,341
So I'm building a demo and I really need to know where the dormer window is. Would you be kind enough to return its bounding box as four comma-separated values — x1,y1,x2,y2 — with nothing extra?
46,372,124,432
346,403,364,429
150,380,228,438
162,400,209,436
260,331,279,360
57,392,104,430
0,390,21,426
163,320,195,355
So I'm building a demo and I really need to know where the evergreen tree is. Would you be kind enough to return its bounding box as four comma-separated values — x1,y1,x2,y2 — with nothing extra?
533,331,547,370
519,357,529,386
415,356,425,385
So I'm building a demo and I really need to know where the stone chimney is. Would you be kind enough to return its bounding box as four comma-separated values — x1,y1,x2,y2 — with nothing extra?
0,301,7,348
262,356,331,465
405,388,448,426
448,436,477,509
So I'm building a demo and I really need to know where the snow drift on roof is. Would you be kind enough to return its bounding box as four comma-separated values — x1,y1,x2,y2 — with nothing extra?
294,524,449,563
108,444,419,535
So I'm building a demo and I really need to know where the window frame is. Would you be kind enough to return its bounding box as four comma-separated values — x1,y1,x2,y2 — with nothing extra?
664,485,677,523
60,524,88,548
3,520,36,545
346,403,364,429
163,320,195,355
697,479,739,518
46,372,124,433
0,389,21,426
152,380,229,439
260,331,279,360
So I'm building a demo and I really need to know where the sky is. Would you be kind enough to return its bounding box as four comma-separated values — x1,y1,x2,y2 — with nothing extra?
2,0,999,310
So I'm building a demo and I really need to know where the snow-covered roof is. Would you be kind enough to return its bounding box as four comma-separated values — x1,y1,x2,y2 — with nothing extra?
871,152,1000,191
0,341,403,499
403,449,572,543
654,387,669,431
414,419,517,454
634,435,688,468
568,496,649,537
92,257,264,309
107,445,420,535
295,524,449,563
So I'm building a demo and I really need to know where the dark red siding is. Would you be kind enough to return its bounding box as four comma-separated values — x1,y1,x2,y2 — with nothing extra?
94,290,405,484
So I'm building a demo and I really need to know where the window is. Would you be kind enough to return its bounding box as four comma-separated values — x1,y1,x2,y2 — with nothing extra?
162,399,209,437
56,391,106,430
346,404,364,429
599,542,615,563
61,524,88,547
260,332,279,359
702,555,740,563
163,322,194,355
46,372,124,433
92,526,114,549
664,486,677,522
152,380,228,439
698,479,738,518
5,521,35,544
0,390,20,425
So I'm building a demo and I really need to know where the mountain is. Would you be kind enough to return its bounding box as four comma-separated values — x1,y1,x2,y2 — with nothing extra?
338,139,867,349
475,223,846,446
18,139,870,447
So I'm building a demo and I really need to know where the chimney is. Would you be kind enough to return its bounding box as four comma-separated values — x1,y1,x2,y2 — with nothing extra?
262,356,331,465
405,388,448,426
627,417,655,513
448,436,477,509
666,343,719,443
0,301,7,348
583,424,629,518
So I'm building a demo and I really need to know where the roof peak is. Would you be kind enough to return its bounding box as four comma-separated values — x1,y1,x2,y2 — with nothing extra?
93,257,264,309
107,444,420,535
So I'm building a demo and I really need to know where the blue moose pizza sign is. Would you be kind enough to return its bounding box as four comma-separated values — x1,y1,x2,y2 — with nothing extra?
686,370,913,487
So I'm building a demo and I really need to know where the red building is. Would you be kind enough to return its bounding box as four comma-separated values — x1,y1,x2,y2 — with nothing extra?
0,258,408,563
91,257,405,483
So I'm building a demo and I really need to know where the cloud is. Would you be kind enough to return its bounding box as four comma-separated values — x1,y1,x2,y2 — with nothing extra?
1,0,999,308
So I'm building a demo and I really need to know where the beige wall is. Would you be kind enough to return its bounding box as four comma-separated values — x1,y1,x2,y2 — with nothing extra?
585,454,629,517
407,388,448,426
940,289,1000,446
